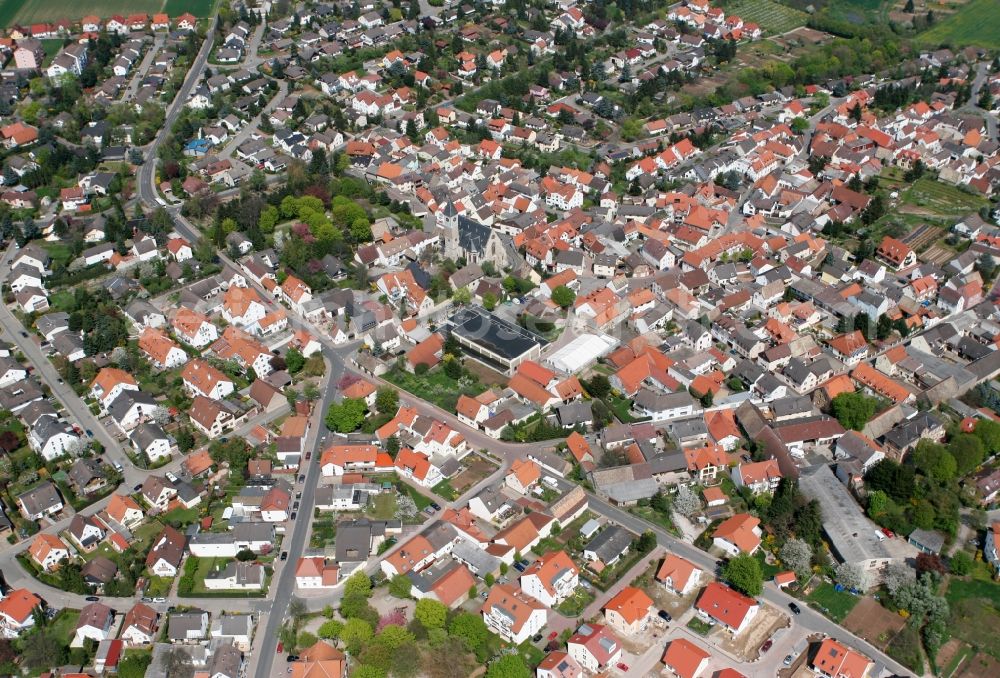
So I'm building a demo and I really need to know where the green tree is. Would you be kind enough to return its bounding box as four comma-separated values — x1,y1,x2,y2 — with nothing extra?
831,391,877,430
375,387,400,414
286,347,305,374
344,570,373,598
483,292,497,311
390,642,421,678
950,550,973,576
949,434,984,477
342,618,374,654
634,530,656,554
326,398,368,432
867,489,889,517
298,631,317,649
722,554,763,597
449,611,489,652
374,624,415,650
453,287,471,305
318,619,344,639
551,285,576,309
973,419,1000,455
584,375,611,399
486,654,531,678
414,598,447,629
912,440,957,481
389,574,412,598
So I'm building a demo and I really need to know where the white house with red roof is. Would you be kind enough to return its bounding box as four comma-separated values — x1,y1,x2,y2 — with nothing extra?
567,623,622,673
695,582,759,634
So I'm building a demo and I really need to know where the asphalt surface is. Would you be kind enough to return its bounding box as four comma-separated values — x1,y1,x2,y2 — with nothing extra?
138,17,217,205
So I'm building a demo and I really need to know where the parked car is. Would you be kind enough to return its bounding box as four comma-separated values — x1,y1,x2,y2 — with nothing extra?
152,597,166,603
788,603,801,615
305,451,311,460
616,663,629,672
513,562,527,572
298,474,305,482
293,501,299,510
423,506,435,515
760,639,773,653
548,631,558,640
430,502,441,510
165,472,179,483
881,528,895,538
783,654,794,666
85,596,100,602
290,511,297,520
276,642,283,653
532,634,543,643
280,551,288,561
657,609,672,621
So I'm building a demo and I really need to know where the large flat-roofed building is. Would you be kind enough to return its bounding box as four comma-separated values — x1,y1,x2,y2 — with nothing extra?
447,306,546,375
799,464,913,589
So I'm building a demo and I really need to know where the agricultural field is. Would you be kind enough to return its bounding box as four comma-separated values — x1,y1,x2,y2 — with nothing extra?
919,0,1000,49
725,0,809,35
900,178,988,217
163,0,216,16
0,0,162,27
0,0,216,27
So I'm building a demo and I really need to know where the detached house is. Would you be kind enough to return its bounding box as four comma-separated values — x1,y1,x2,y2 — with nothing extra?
481,583,547,644
655,554,703,596
181,360,235,400
603,586,654,635
695,582,759,634
519,550,579,607
712,513,761,556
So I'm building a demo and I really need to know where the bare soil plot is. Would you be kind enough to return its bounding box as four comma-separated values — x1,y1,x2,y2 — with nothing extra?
715,604,789,661
449,454,499,495
841,597,906,649
462,359,508,387
957,653,1000,678
920,243,957,266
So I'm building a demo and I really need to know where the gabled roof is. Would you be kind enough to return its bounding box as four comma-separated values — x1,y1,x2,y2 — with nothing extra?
655,554,700,591
661,638,711,678
604,586,653,624
712,513,761,553
696,582,758,629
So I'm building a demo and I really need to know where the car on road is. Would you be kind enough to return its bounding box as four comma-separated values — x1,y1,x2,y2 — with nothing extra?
19,331,26,338
783,654,794,666
113,461,123,472
141,597,152,603
788,603,801,615
760,639,773,653
86,430,94,438
280,551,288,561
152,598,166,603
657,609,672,622
85,596,100,602
616,663,629,672
57,378,63,384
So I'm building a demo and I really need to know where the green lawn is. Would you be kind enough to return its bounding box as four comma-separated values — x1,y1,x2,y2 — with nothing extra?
806,583,860,623
919,0,1000,49
41,241,74,269
723,0,808,34
398,481,432,510
160,506,201,526
686,617,713,635
47,290,76,313
144,576,173,597
0,0,160,26
605,395,636,423
383,366,483,413
368,493,398,520
945,577,1000,659
517,640,546,669
556,588,595,617
431,479,458,501
629,505,677,535
49,608,80,644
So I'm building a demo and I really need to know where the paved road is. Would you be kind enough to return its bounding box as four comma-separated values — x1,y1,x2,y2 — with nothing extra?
138,17,218,205
219,80,288,160
123,34,165,101
550,477,914,677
